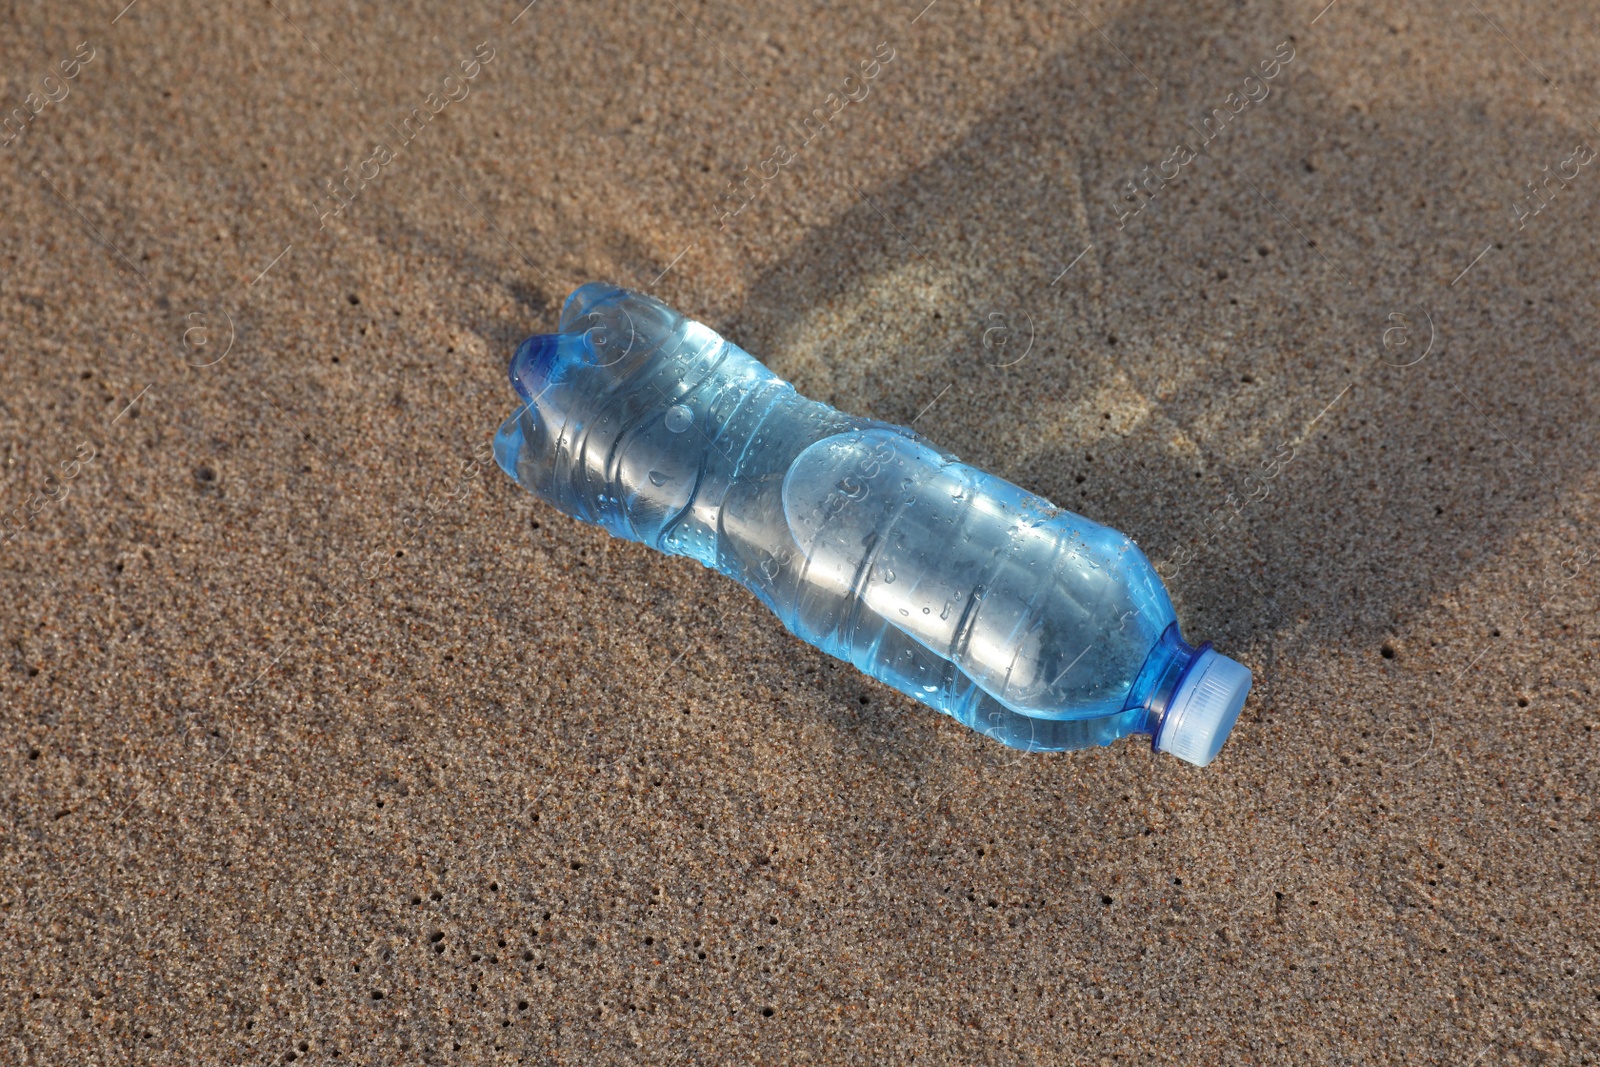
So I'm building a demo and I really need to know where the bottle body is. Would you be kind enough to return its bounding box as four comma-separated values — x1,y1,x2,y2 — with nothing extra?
495,284,1251,763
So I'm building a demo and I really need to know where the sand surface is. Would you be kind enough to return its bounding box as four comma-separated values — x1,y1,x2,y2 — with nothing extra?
3,0,1598,1063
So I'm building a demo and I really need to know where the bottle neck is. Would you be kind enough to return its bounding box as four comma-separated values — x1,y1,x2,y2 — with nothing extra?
1123,623,1209,745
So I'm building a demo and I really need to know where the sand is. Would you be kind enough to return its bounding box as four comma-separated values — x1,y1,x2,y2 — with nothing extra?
2,0,1597,1063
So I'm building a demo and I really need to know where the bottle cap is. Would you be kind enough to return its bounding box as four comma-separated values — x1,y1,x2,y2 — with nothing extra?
1155,649,1252,767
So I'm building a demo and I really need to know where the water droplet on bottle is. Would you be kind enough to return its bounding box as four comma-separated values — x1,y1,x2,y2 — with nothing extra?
882,568,895,583
648,471,668,487
664,404,693,433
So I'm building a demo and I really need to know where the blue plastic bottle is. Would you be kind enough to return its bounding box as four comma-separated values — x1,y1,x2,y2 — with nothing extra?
495,284,1252,765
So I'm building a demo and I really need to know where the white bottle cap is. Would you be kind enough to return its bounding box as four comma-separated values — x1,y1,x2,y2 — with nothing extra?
1155,649,1252,767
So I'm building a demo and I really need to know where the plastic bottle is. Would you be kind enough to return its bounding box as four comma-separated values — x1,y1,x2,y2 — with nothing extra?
494,284,1252,766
